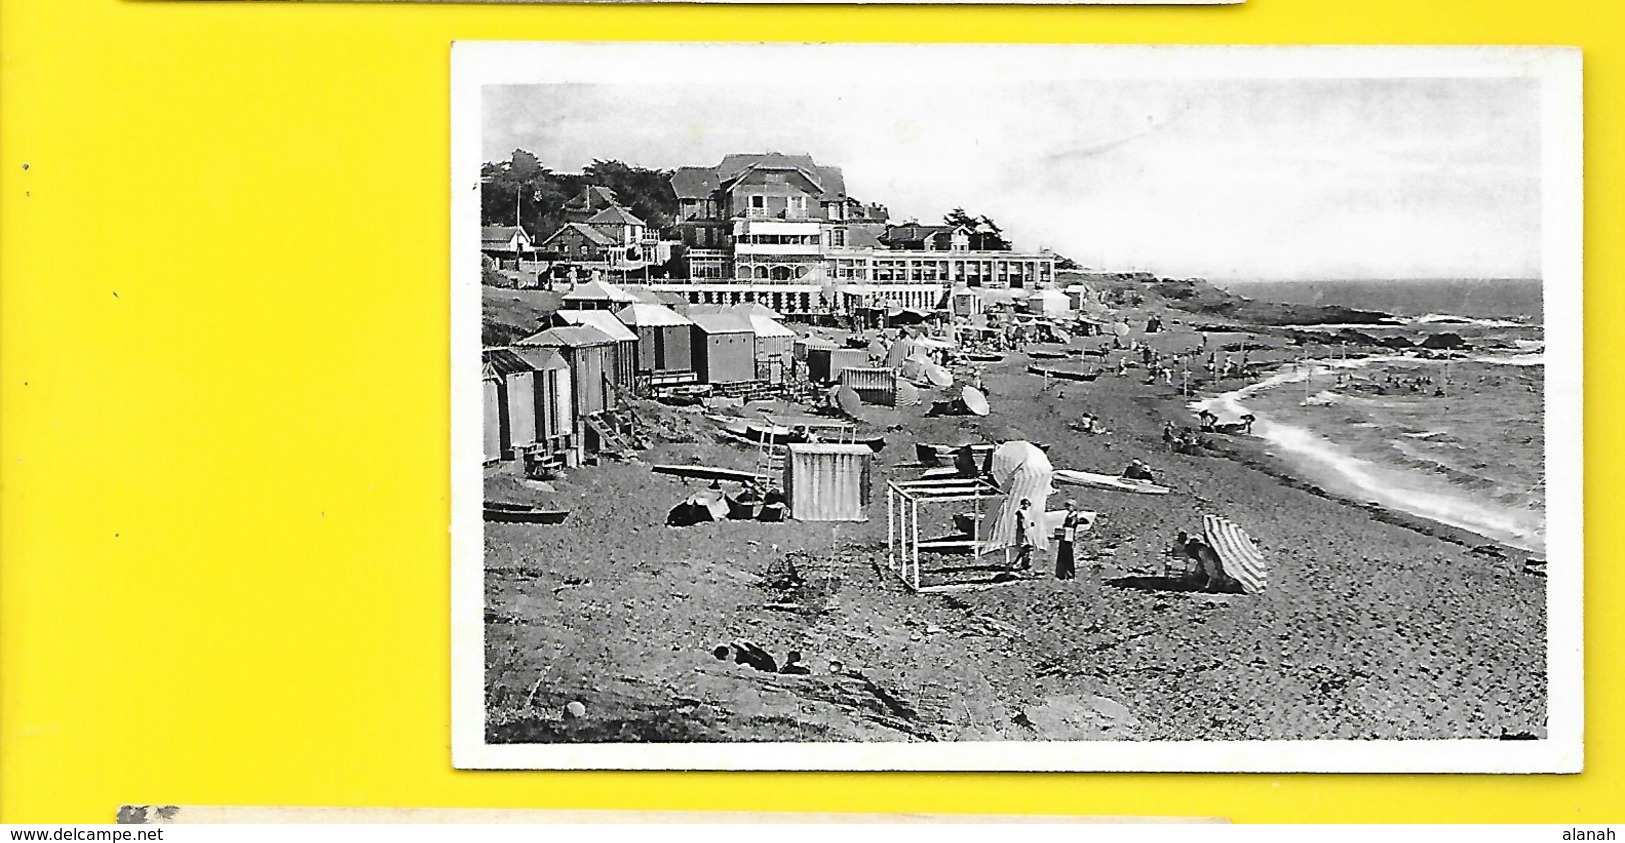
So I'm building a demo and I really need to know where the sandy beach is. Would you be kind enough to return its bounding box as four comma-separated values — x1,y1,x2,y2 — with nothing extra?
480,291,1547,745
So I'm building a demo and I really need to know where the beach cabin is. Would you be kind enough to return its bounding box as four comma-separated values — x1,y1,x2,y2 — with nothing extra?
481,349,538,461
481,374,502,463
688,313,758,385
736,312,795,384
552,309,638,389
561,279,640,311
784,443,873,522
511,347,575,464
514,325,616,418
1027,288,1072,317
803,340,870,384
615,302,695,384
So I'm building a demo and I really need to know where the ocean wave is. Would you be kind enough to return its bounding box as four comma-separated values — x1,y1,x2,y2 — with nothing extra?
1471,352,1545,367
1192,364,1546,553
1407,313,1529,329
1251,418,1545,552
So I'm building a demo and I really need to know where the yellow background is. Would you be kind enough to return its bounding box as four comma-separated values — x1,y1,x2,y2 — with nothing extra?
0,0,1615,824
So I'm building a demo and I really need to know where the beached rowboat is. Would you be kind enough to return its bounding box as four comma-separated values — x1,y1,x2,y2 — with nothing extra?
1054,469,1171,495
483,502,570,524
1028,365,1101,382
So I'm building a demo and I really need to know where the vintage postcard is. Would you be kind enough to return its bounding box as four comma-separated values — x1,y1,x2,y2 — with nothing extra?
451,42,1582,772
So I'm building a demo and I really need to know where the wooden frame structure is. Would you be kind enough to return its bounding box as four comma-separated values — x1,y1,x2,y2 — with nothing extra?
885,475,1002,592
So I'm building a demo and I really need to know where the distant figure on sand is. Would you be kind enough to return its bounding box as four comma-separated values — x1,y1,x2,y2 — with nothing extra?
1056,499,1081,581
1175,530,1226,592
1122,459,1156,482
1013,498,1035,571
1198,409,1219,432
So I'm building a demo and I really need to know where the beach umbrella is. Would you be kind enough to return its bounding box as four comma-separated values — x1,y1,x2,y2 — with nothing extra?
836,385,864,417
959,386,991,417
1112,322,1131,337
1204,514,1268,594
924,363,953,388
892,381,922,407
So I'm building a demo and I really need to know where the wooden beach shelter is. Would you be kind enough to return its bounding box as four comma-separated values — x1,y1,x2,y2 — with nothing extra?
735,311,796,384
614,302,695,381
886,474,1003,592
481,367,503,464
784,443,873,522
688,313,758,385
803,339,868,384
1027,288,1072,317
552,309,637,389
511,347,576,463
481,349,538,461
514,325,616,418
561,279,639,311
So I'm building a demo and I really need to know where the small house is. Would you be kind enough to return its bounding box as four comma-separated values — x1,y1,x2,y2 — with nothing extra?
688,313,758,385
514,325,616,418
552,309,638,389
561,279,640,311
511,347,575,463
614,303,695,379
784,443,873,522
481,349,538,461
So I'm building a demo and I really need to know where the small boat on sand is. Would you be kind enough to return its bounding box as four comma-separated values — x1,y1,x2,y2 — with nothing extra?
1027,349,1072,361
963,352,1004,363
1028,365,1101,382
483,502,570,524
1054,469,1171,495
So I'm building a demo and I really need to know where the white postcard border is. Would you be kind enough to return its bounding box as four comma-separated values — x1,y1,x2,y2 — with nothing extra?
450,42,1583,773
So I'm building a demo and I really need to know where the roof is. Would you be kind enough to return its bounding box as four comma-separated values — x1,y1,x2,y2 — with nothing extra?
561,279,639,304
670,167,720,200
541,222,614,247
786,443,874,456
688,313,755,335
796,336,840,350
881,224,959,247
511,347,570,372
671,154,847,202
514,325,616,349
481,348,533,378
741,314,795,338
615,302,693,328
481,225,529,245
845,227,884,249
727,302,782,319
552,309,638,343
586,205,646,227
564,185,621,211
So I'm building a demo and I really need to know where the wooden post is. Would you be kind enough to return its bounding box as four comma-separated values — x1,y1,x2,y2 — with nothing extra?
887,487,895,573
911,499,921,591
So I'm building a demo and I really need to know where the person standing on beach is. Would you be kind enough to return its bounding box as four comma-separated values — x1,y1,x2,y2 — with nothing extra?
1055,499,1081,580
1013,498,1035,571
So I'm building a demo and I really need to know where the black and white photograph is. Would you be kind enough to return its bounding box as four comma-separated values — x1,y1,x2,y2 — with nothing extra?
450,43,1582,772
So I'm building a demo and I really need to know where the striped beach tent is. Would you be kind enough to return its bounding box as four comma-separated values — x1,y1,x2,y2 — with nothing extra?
983,441,1056,554
1204,514,1267,594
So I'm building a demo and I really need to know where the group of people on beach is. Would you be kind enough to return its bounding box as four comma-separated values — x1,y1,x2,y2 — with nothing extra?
1010,497,1090,581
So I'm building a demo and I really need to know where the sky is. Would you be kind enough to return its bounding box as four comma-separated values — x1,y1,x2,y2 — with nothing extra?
483,77,1542,282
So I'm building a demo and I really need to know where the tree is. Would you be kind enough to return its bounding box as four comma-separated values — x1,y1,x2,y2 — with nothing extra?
942,207,1011,250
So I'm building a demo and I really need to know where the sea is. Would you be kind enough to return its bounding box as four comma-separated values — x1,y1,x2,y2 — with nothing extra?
1198,279,1546,553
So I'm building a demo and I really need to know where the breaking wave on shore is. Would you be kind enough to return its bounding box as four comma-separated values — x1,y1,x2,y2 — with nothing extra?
1193,351,1546,553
